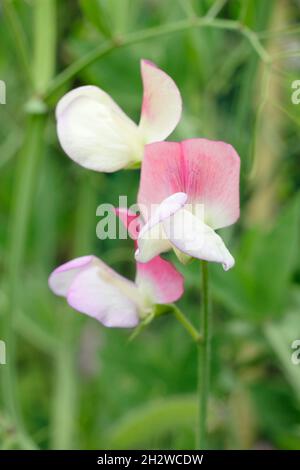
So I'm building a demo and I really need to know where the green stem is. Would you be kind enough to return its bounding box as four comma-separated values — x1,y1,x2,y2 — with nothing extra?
44,16,269,100
206,0,228,19
172,305,202,343
1,0,56,450
33,0,56,94
51,312,76,449
196,261,211,449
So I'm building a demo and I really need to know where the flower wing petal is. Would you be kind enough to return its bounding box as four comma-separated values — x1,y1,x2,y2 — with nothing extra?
56,87,142,172
49,256,140,328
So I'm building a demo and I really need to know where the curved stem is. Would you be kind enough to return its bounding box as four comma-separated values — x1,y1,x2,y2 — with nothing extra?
172,305,202,343
196,261,211,449
44,16,269,100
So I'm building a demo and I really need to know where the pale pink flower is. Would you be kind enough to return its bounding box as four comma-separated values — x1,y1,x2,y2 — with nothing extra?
49,212,183,328
56,60,182,172
135,139,240,271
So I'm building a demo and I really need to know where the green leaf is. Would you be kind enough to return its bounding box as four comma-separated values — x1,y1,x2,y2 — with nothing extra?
211,193,300,321
104,396,198,449
251,194,300,317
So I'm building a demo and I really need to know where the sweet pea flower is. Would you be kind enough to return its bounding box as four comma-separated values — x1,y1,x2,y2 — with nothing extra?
56,60,182,172
135,139,240,271
48,211,184,328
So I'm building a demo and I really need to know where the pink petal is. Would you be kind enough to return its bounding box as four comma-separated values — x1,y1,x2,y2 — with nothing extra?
136,256,184,304
138,142,183,221
138,60,182,143
49,256,140,328
138,140,240,230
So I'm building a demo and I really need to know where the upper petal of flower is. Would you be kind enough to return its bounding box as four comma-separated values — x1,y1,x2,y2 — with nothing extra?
49,255,140,328
56,86,143,172
138,60,182,143
180,139,240,229
138,140,240,229
138,142,183,221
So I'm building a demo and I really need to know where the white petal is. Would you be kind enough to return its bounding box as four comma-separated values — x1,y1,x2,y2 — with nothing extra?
138,60,182,143
48,255,94,296
136,193,187,263
135,223,171,263
163,209,235,271
139,192,188,238
56,87,143,172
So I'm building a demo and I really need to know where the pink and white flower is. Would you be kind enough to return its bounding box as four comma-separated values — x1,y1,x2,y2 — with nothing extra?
56,60,182,173
49,212,184,328
135,139,240,271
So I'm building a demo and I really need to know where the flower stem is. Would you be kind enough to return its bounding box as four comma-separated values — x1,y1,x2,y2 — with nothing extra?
1,0,56,449
172,305,202,344
196,261,211,449
2,115,46,450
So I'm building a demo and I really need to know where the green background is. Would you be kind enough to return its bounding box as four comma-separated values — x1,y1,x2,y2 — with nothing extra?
0,0,300,450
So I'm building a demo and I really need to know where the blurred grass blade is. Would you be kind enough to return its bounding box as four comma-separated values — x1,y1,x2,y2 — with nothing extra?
79,0,112,38
2,0,57,449
3,0,32,86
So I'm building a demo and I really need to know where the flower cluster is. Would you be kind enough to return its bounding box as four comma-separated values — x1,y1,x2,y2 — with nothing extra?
49,60,240,328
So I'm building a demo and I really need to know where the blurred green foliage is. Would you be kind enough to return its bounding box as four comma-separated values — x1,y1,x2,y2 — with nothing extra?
0,0,300,450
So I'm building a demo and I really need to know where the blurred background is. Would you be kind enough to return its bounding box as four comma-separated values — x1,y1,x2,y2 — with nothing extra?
0,0,300,450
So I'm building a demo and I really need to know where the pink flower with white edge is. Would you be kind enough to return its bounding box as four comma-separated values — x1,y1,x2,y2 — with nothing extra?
48,213,184,328
56,60,182,173
135,139,240,271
